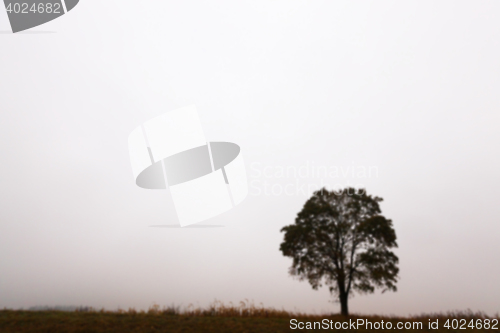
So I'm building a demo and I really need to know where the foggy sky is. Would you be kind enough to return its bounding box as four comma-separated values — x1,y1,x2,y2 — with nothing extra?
0,0,499,316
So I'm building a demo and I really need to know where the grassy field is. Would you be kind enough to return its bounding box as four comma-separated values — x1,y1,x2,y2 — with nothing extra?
0,301,497,332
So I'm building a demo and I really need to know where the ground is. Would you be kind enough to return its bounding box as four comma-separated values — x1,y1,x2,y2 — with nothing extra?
0,308,497,332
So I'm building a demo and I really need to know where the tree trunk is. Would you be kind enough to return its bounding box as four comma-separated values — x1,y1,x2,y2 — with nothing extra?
339,292,349,316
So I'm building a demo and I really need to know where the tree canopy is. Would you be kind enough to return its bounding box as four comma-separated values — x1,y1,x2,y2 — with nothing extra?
280,188,399,315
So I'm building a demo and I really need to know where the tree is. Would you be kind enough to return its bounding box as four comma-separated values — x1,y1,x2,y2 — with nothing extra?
280,188,399,316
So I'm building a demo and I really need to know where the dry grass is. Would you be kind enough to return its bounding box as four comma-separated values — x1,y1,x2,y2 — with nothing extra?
0,300,498,332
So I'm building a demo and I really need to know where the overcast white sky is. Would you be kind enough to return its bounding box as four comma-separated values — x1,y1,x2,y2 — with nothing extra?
0,0,499,316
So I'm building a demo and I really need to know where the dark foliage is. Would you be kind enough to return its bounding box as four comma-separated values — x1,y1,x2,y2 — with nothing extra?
280,188,399,315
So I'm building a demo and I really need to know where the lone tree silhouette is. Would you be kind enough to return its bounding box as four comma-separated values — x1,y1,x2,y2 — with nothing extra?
280,188,399,315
